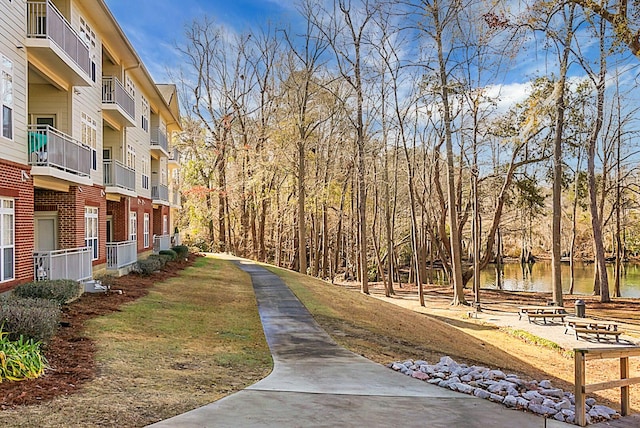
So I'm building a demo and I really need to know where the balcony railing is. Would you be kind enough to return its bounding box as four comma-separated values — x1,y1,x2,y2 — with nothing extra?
151,127,169,153
104,160,136,191
151,180,169,203
28,124,91,177
153,235,171,253
34,247,92,282
169,147,180,162
102,77,135,120
26,1,91,77
106,240,137,270
170,186,180,206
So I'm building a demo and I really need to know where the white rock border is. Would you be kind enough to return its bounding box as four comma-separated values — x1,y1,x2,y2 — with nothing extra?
388,356,619,425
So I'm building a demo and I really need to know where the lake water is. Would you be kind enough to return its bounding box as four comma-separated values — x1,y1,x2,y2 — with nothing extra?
479,261,640,298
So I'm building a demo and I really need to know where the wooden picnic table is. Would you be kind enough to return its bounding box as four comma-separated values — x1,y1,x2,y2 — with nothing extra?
518,305,567,324
565,317,624,342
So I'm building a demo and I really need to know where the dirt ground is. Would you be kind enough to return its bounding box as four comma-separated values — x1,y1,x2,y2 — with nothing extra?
0,255,196,409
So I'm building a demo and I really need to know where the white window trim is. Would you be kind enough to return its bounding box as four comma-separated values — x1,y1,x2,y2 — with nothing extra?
1,55,14,141
129,211,137,242
84,206,99,260
0,198,15,282
141,96,149,132
163,214,168,235
143,213,150,248
81,113,98,170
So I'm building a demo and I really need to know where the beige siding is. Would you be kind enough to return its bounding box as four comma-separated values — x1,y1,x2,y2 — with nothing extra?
0,0,28,165
70,1,103,187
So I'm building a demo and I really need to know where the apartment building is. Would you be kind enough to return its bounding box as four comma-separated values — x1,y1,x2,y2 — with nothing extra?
0,0,181,292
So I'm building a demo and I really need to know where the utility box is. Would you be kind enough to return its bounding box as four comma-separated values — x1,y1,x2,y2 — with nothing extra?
575,299,586,318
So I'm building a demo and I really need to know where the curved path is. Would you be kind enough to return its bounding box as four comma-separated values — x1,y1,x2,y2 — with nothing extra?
149,259,567,427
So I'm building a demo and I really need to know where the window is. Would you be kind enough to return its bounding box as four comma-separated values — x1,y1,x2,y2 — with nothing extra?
129,211,137,242
1,55,13,140
79,17,97,82
163,215,168,235
84,206,98,260
126,144,136,170
141,159,149,190
0,198,14,282
125,76,135,99
141,96,149,132
81,113,97,170
143,213,149,248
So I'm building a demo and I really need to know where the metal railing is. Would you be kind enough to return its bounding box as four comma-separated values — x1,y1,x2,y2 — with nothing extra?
151,181,169,202
28,124,91,177
169,147,180,161
33,247,92,282
26,1,91,76
106,240,137,270
170,186,180,206
151,127,169,152
102,76,135,120
153,235,171,253
103,160,136,191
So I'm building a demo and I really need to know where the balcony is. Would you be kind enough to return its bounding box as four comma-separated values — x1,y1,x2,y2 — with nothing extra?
151,179,169,205
153,235,171,253
102,77,135,128
106,240,137,270
28,124,92,186
104,160,136,196
34,247,92,282
151,127,169,157
25,1,92,88
170,186,181,208
168,147,180,164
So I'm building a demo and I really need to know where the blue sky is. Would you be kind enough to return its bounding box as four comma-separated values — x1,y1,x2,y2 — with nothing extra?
104,0,296,81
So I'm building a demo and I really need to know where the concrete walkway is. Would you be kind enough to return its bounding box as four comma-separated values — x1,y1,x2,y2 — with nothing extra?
149,260,570,427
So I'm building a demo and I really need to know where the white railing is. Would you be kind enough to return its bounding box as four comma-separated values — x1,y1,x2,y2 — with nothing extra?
151,180,169,202
151,127,169,152
153,235,171,253
106,240,137,269
171,188,180,206
172,233,182,246
102,76,135,120
104,160,136,191
33,247,92,282
28,124,91,177
26,1,91,76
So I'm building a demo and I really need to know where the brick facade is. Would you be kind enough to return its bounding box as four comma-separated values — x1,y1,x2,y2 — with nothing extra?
153,205,170,236
0,160,34,292
129,196,153,252
34,185,107,266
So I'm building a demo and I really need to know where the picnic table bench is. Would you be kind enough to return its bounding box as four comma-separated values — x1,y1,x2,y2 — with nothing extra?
518,305,567,324
565,317,624,342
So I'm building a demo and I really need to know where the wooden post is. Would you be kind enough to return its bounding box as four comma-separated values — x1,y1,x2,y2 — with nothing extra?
621,356,630,416
575,350,586,426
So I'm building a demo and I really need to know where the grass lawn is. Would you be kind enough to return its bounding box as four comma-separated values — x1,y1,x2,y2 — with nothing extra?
0,255,272,427
1,254,636,426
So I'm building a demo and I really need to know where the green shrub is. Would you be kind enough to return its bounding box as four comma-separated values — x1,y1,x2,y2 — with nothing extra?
13,279,83,305
172,245,189,258
135,258,162,276
159,249,178,261
0,297,60,343
149,254,172,265
0,328,48,382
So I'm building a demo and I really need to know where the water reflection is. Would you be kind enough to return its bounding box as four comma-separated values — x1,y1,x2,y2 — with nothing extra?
480,261,640,298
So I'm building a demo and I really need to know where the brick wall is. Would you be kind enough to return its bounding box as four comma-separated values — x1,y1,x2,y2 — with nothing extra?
129,196,152,252
153,205,170,235
107,198,127,242
34,184,107,266
0,160,34,291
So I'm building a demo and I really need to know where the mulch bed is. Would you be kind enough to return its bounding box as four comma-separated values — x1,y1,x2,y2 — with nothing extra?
0,254,197,409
